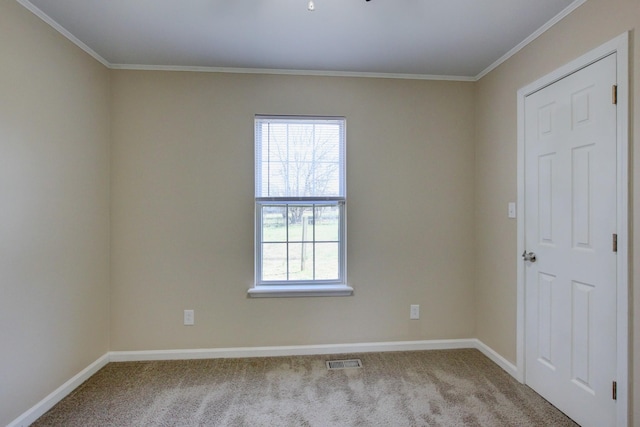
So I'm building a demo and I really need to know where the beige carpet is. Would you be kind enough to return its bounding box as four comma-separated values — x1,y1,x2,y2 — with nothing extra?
32,349,577,426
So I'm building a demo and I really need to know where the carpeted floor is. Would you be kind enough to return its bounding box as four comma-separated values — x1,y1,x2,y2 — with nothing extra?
32,349,578,426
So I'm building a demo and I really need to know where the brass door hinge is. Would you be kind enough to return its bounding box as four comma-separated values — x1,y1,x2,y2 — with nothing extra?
613,234,618,253
613,381,617,400
612,85,618,105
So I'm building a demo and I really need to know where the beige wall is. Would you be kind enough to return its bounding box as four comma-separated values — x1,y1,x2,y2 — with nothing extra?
5,0,639,423
0,1,111,425
474,0,638,421
109,71,476,351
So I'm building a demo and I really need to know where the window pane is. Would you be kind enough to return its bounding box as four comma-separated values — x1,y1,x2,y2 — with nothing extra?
255,116,345,286
315,124,341,163
313,162,340,196
287,206,313,242
256,117,344,198
315,243,339,280
288,243,314,281
262,206,287,242
262,243,287,281
315,205,339,242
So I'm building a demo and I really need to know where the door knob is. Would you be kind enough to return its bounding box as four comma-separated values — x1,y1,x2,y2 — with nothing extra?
522,251,537,262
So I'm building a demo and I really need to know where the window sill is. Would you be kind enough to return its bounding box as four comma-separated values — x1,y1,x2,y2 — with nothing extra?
247,284,353,298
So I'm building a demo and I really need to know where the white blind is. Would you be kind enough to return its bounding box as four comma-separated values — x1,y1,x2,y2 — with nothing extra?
255,116,345,200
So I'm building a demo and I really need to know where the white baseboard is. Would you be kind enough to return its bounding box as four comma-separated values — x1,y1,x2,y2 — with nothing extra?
109,338,477,362
110,340,519,378
7,353,109,427
473,339,520,380
10,339,518,426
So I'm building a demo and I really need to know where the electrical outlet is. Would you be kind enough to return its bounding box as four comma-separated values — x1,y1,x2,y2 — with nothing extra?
410,304,420,320
184,309,194,325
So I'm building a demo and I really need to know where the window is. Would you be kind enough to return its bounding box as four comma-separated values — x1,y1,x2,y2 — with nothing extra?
250,116,351,297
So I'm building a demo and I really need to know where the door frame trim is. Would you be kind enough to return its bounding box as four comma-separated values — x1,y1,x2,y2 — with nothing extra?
516,32,629,426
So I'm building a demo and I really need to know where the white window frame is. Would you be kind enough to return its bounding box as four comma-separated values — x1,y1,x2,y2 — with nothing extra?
249,115,352,298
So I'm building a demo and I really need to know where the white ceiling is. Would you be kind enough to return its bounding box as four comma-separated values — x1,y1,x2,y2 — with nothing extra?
19,0,582,80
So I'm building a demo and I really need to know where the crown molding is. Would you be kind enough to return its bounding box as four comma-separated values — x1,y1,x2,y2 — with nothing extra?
109,63,476,82
18,0,585,82
474,0,588,80
15,0,110,68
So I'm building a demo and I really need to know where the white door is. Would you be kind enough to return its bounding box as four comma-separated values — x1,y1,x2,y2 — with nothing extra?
524,53,617,427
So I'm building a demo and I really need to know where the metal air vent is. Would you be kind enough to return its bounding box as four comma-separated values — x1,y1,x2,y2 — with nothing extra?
326,359,363,370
